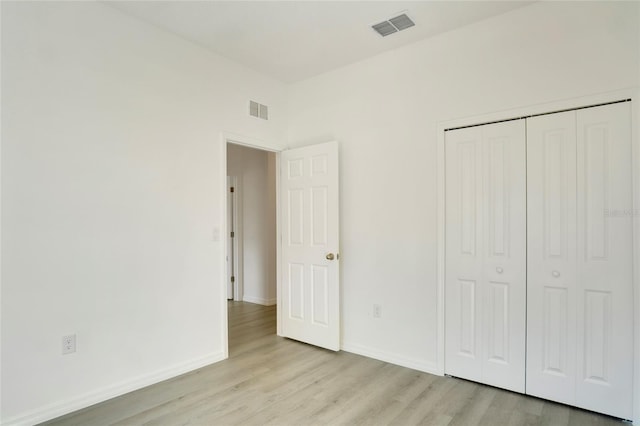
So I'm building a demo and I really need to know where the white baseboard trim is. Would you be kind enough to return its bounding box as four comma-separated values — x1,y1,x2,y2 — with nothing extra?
242,295,276,306
1,351,226,426
341,341,441,376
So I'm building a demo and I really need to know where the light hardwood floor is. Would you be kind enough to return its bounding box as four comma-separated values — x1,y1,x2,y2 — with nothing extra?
44,302,623,426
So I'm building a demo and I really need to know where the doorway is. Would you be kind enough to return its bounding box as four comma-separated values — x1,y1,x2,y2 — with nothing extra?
226,142,278,355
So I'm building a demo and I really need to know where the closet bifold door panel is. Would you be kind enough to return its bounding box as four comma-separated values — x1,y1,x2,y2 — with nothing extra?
526,102,633,420
445,119,526,393
575,102,633,419
525,110,578,405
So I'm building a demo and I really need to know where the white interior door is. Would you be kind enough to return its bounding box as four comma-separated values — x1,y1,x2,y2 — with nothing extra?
526,102,633,420
526,110,578,405
445,119,526,392
574,103,633,419
227,176,236,301
279,141,340,351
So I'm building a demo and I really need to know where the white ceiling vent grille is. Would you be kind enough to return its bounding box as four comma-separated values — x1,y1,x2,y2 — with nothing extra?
371,13,415,37
249,100,268,120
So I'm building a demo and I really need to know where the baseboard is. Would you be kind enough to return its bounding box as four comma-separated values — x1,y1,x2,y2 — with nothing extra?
341,341,441,376
242,295,276,306
1,351,226,426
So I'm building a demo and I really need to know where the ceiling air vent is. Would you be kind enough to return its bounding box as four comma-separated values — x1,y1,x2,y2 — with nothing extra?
371,13,415,37
249,100,268,120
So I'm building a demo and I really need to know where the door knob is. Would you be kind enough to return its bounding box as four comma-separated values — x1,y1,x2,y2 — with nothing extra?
326,253,335,260
496,267,504,274
552,270,560,278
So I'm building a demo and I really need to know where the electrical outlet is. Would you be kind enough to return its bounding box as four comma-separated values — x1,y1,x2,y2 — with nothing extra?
62,334,76,355
373,304,382,318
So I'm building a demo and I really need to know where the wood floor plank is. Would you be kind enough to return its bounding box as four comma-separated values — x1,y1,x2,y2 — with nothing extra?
448,382,497,426
389,376,458,425
477,388,521,426
43,301,625,426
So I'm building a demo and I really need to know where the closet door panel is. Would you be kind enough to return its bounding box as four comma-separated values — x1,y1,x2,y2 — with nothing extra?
445,126,484,382
446,120,526,392
481,121,526,392
575,102,633,419
526,111,577,405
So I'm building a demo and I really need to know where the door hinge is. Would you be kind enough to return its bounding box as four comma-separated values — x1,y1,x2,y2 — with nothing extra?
231,276,235,283
230,187,235,193
230,231,235,238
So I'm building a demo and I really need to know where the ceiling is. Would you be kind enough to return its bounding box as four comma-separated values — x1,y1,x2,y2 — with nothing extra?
107,1,534,83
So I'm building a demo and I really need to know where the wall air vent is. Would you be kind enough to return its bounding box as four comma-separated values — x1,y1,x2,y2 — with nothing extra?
371,13,415,37
249,100,268,120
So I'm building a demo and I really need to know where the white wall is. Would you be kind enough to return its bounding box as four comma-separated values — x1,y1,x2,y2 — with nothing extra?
0,2,286,424
227,144,277,306
287,1,640,374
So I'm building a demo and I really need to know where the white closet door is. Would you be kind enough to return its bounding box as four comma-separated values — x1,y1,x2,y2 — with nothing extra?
526,111,578,405
445,125,483,383
575,102,633,419
527,102,633,420
445,119,526,392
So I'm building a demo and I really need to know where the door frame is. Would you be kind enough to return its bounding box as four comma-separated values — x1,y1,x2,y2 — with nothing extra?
435,87,640,424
